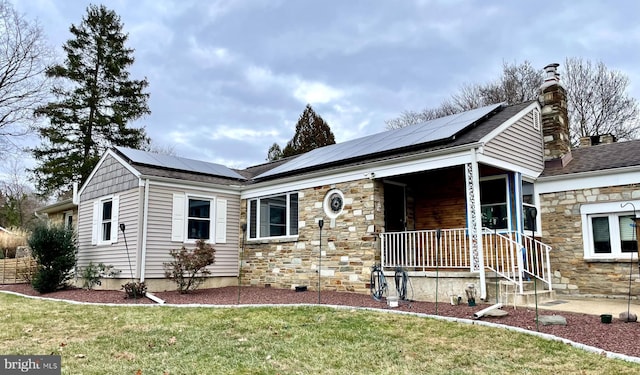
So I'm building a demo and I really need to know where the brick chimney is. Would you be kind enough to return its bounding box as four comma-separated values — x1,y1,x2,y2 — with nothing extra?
578,134,617,147
539,63,572,166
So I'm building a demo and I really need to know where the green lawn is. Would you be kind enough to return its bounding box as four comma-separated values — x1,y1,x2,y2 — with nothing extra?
1,293,638,374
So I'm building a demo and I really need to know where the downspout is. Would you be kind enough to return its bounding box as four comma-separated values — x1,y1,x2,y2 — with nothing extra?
470,148,487,300
140,179,150,282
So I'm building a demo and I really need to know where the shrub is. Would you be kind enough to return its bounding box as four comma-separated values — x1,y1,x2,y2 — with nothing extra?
27,224,77,293
81,262,119,290
164,239,215,294
121,281,147,299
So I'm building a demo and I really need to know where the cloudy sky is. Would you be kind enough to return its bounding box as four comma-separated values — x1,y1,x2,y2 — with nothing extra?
10,0,640,170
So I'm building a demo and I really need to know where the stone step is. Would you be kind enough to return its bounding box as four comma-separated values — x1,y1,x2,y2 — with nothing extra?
499,289,556,307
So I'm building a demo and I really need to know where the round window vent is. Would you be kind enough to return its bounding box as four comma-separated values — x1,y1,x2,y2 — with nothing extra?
323,189,344,218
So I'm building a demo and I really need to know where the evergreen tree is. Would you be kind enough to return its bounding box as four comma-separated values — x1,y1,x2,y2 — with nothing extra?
266,142,283,161
32,4,150,197
281,104,335,158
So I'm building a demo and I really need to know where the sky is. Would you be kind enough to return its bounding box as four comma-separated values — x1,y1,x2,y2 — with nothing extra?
8,0,640,171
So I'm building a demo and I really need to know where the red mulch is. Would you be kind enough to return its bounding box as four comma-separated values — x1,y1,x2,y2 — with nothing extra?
2,283,640,360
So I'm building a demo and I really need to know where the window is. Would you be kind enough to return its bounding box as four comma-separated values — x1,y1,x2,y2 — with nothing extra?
91,196,119,245
171,194,227,243
102,200,112,241
63,210,74,230
248,192,298,239
480,177,509,230
588,214,637,256
188,199,210,240
522,181,537,232
581,202,639,259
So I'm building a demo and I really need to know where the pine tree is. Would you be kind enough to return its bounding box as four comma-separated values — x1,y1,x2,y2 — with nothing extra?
266,142,283,161
281,104,335,158
32,5,150,196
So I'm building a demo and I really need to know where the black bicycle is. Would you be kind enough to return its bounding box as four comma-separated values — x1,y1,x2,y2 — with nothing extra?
370,264,387,301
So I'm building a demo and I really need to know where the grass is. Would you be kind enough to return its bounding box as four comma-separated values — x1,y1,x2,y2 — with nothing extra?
1,293,639,374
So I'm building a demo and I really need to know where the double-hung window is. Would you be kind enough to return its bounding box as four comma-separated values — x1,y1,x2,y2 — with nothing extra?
91,195,119,245
581,202,639,259
187,198,211,240
171,193,227,244
248,192,298,239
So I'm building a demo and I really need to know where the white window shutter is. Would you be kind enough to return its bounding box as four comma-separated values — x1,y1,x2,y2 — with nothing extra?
215,199,227,243
91,201,99,245
111,195,119,243
171,193,186,242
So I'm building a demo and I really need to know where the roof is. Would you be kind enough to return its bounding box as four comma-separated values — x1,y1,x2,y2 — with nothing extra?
113,147,246,185
36,198,76,214
256,103,505,179
540,139,640,178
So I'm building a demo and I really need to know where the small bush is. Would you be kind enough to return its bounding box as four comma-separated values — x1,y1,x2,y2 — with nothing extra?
81,262,119,290
121,281,147,299
28,224,77,293
164,239,215,294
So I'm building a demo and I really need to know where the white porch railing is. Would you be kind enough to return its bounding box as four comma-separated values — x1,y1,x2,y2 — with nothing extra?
380,228,553,294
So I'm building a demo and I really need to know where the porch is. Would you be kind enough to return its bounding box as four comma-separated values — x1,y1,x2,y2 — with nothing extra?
379,228,553,304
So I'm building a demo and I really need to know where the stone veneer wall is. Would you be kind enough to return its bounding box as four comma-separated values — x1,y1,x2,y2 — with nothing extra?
239,179,384,294
540,184,640,297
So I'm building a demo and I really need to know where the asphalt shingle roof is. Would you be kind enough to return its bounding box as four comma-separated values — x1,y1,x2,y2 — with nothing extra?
540,139,640,178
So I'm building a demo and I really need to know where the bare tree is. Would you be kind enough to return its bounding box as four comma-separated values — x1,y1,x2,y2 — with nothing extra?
386,60,542,129
386,59,640,143
563,57,640,143
0,0,52,155
0,157,43,229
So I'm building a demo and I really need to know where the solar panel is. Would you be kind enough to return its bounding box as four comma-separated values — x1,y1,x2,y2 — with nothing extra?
256,102,503,179
115,147,246,180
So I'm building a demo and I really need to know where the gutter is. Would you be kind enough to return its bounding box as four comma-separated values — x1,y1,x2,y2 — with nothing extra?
537,165,640,182
244,142,485,194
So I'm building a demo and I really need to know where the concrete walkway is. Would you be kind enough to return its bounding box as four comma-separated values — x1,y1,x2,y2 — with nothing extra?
523,297,640,317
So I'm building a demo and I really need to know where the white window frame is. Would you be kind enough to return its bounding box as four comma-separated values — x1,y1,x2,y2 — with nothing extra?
580,201,640,260
91,195,119,246
171,193,226,244
185,194,215,243
248,192,299,240
63,210,74,230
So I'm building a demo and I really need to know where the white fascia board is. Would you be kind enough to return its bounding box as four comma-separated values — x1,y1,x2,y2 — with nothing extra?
78,149,142,196
536,167,640,194
478,101,540,144
476,153,541,179
241,146,478,199
145,177,242,195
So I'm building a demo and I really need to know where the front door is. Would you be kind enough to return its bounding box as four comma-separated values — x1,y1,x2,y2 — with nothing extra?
384,183,406,232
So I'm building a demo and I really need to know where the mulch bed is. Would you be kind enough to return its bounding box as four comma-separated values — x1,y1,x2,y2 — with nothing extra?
2,283,640,360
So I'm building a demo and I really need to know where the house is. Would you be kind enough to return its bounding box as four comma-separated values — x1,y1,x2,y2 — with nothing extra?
75,147,246,291
76,63,640,301
35,197,78,231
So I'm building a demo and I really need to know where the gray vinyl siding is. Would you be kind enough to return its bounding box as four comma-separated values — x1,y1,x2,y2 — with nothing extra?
77,188,141,279
81,154,139,201
483,109,545,174
143,183,241,278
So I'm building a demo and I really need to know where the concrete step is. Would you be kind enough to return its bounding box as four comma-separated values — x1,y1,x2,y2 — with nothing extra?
500,289,556,307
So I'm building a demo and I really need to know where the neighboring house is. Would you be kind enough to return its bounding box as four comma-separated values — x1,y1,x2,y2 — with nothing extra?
77,63,640,301
36,198,78,231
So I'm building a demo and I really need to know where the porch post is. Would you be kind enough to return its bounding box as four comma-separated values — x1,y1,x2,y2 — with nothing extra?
465,148,486,299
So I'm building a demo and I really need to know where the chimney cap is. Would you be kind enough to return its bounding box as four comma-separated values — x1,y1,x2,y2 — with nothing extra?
541,63,562,90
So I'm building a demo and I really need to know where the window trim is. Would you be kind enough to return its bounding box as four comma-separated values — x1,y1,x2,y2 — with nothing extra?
248,192,299,240
580,201,640,260
92,195,119,246
184,194,215,244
